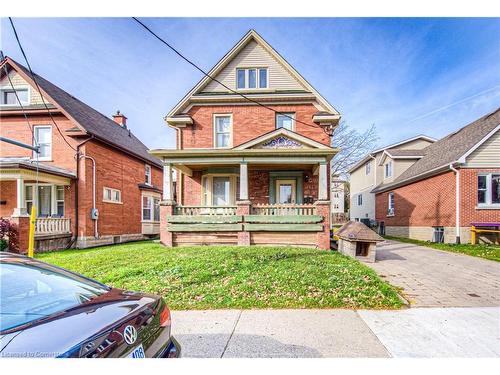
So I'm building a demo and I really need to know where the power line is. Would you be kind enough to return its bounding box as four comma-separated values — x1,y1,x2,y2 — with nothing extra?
132,17,319,130
8,17,77,152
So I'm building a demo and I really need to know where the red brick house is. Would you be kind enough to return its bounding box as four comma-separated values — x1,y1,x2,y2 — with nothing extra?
0,57,163,252
373,109,500,244
150,30,341,249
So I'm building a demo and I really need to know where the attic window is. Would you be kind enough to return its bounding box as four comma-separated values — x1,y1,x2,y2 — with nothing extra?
236,68,268,89
1,87,29,106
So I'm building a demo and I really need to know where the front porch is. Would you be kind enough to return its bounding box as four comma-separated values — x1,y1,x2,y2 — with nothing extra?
151,130,336,250
0,158,75,252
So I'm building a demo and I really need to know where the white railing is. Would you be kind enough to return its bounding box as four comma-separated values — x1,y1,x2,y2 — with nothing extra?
174,205,237,216
35,218,71,234
251,204,317,216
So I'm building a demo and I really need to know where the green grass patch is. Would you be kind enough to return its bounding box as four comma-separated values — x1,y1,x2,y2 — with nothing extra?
36,241,403,310
384,235,500,262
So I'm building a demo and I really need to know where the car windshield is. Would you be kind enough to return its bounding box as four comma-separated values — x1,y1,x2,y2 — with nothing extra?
0,260,109,332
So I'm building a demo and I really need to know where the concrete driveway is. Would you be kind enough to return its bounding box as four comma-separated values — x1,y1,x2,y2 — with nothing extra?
365,240,500,307
171,307,500,358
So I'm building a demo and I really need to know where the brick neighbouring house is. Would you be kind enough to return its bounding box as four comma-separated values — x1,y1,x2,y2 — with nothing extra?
0,57,163,252
150,30,341,249
373,108,500,244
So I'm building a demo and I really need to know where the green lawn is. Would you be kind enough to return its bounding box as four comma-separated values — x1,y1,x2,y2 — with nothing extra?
36,241,403,310
384,235,500,262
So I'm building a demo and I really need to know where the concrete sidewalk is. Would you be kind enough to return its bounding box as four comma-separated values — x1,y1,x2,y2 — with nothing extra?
171,307,500,358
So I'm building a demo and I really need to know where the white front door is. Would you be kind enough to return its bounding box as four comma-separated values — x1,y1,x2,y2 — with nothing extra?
276,179,296,204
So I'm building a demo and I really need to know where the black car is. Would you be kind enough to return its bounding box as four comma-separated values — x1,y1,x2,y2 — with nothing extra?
0,252,180,358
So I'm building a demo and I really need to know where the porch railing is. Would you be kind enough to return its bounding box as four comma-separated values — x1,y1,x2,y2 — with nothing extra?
251,204,316,216
35,218,71,234
174,205,237,216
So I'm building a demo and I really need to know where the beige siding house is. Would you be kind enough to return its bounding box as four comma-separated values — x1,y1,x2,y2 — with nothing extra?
348,135,436,224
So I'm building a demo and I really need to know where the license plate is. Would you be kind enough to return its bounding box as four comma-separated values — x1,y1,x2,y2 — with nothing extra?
127,344,145,358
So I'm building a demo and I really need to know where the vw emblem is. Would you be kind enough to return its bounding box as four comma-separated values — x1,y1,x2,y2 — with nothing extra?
123,325,138,345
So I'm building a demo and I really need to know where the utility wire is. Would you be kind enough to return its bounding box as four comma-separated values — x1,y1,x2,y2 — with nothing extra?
132,17,320,130
8,17,77,152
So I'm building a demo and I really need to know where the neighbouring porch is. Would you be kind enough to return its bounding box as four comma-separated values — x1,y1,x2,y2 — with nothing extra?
0,159,75,252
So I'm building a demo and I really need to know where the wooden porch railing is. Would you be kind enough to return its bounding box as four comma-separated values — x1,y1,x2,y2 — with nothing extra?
35,218,71,234
251,204,316,216
174,205,237,216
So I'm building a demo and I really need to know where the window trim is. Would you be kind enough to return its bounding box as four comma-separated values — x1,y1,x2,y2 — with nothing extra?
33,125,52,161
200,174,237,206
357,194,363,206
103,187,122,204
384,161,393,178
477,173,500,208
387,192,395,216
275,112,296,131
235,67,268,90
145,164,152,186
213,114,233,149
141,193,161,222
24,183,65,217
365,161,371,175
0,85,30,106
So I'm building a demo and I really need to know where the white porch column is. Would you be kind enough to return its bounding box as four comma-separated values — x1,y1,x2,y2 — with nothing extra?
318,162,328,201
239,162,248,201
163,164,174,201
12,177,27,216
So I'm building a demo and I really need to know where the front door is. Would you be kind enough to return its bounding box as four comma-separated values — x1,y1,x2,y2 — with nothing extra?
276,179,296,204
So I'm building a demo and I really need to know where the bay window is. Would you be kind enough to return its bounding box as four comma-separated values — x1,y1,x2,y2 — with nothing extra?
24,184,65,217
142,195,160,222
478,174,500,206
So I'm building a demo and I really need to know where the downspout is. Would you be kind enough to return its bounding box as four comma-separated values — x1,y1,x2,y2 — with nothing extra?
449,163,460,244
76,136,98,239
73,136,93,248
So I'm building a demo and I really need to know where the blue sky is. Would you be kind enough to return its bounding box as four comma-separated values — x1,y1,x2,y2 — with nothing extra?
1,17,499,149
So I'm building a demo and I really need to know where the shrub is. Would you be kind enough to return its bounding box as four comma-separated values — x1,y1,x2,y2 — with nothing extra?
0,218,19,252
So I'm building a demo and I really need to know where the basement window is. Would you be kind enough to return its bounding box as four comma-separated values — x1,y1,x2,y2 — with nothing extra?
432,227,445,243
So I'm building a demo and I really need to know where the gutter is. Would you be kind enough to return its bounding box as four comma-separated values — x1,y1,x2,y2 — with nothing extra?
449,163,461,244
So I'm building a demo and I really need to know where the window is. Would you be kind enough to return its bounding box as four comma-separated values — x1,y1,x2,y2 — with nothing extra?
153,197,160,222
478,174,500,206
214,115,232,148
0,87,29,105
145,164,152,185
201,175,236,206
33,126,52,160
334,192,339,198
387,192,395,216
236,68,268,89
24,184,64,217
142,196,152,221
276,113,295,131
103,187,121,203
357,194,363,206
56,186,64,217
365,161,371,175
433,227,445,243
385,161,393,178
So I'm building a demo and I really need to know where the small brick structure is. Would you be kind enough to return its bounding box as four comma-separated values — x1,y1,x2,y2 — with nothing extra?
336,221,384,262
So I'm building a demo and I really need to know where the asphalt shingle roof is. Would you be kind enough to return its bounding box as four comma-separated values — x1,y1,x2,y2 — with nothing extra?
4,58,162,167
385,148,427,157
336,221,384,242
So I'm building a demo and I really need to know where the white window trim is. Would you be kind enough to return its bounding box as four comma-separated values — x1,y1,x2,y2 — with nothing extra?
141,193,161,222
145,164,152,186
365,161,371,175
24,183,65,217
201,174,237,206
103,187,122,204
387,192,395,216
357,194,363,206
213,114,233,149
477,173,500,208
275,112,295,131
385,161,393,178
235,67,268,90
33,125,52,161
0,85,31,106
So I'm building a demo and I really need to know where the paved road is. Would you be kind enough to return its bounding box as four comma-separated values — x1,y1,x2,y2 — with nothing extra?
171,307,500,358
364,240,500,307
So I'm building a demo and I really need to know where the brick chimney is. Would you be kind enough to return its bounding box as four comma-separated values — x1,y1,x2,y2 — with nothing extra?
112,110,127,128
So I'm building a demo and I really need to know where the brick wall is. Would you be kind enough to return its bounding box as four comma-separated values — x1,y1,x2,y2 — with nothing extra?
460,168,500,225
180,104,330,149
248,170,269,204
79,140,163,238
0,181,17,217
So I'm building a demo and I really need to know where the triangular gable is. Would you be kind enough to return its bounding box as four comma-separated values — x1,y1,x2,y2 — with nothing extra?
167,29,340,117
0,63,52,107
234,128,331,150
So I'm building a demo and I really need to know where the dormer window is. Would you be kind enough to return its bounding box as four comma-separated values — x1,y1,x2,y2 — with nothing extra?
236,68,268,89
1,87,29,106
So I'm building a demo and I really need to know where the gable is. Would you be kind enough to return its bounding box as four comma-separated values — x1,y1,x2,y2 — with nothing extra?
202,40,306,93
234,128,331,150
0,68,52,107
465,129,500,168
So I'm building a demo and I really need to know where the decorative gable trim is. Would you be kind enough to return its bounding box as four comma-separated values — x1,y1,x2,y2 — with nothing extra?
166,29,340,121
233,128,331,150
